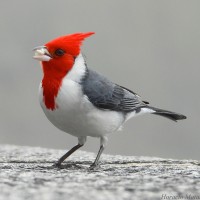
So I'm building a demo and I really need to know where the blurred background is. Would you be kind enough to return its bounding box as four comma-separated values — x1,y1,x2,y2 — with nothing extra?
0,1,199,160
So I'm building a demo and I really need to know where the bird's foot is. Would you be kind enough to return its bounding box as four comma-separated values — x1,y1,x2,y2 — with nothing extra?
52,162,84,169
89,163,100,170
52,162,62,168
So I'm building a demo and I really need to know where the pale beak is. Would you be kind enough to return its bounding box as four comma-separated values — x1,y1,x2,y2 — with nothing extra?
33,46,52,61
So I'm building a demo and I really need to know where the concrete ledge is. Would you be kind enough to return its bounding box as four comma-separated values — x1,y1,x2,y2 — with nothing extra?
0,145,200,200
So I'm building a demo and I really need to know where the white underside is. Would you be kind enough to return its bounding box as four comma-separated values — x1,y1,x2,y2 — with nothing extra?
39,54,154,139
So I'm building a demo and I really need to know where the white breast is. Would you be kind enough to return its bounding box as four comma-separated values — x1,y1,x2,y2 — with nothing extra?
39,54,124,138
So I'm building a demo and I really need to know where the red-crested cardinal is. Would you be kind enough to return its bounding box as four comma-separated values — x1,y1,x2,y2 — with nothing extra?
33,32,186,169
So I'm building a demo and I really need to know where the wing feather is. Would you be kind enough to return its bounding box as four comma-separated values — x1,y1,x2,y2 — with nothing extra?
82,69,148,112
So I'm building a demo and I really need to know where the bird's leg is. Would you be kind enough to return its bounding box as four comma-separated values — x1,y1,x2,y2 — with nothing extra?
54,144,83,167
89,145,104,169
54,136,86,167
90,136,108,169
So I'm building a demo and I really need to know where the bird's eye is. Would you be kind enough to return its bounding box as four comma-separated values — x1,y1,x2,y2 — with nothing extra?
55,49,65,56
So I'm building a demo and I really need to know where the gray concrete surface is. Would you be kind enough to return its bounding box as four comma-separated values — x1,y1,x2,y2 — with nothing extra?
0,145,200,200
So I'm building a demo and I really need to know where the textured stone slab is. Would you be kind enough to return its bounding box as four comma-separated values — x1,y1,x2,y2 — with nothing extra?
0,145,200,200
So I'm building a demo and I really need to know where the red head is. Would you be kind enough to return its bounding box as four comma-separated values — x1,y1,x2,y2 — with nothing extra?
33,32,94,110
34,32,94,77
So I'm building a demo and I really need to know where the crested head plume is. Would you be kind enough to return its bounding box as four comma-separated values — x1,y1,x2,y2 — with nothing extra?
45,32,95,56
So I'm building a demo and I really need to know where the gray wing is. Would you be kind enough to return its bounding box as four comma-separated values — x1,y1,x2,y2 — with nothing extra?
82,69,148,112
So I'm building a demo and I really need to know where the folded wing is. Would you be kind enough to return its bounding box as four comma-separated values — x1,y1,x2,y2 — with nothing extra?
82,69,148,112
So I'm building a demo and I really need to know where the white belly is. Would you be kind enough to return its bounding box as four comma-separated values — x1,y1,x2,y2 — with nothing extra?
39,79,124,138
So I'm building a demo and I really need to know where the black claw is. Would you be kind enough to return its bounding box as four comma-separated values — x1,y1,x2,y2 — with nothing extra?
52,162,62,168
89,163,100,170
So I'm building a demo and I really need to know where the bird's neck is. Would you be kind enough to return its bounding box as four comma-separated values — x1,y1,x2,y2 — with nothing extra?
41,54,87,110
64,54,87,83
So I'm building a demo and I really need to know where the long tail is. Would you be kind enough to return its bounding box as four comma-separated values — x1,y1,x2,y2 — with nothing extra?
146,106,187,122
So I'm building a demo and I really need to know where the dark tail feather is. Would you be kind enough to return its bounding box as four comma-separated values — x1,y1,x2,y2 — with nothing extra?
147,106,187,122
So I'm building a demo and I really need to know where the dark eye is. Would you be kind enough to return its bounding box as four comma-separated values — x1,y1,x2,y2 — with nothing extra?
55,49,65,56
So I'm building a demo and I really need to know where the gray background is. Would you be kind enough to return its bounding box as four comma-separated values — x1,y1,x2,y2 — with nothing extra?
0,1,199,160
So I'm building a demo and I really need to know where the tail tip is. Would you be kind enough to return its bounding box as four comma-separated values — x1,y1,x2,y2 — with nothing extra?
178,114,187,120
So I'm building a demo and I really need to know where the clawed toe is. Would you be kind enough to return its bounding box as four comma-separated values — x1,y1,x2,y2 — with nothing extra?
52,162,62,168
89,163,100,170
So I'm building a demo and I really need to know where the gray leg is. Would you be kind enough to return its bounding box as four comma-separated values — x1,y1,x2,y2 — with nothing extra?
54,144,83,167
90,136,108,169
89,145,104,169
54,136,86,167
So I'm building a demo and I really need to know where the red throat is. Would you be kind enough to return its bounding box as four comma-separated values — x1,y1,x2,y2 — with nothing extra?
41,54,74,110
41,32,95,110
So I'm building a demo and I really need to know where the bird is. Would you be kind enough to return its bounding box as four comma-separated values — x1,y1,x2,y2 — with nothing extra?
33,32,186,169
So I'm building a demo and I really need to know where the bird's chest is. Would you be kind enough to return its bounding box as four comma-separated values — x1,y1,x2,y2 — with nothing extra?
39,79,89,133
